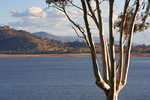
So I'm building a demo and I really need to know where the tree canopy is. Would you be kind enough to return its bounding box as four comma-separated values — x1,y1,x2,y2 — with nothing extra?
114,0,150,36
46,0,72,6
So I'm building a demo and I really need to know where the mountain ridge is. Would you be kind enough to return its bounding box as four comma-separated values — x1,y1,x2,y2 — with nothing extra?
0,26,65,53
0,26,149,54
33,31,66,42
33,31,139,46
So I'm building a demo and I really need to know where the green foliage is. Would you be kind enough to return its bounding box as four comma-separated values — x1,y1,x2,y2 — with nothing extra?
46,0,73,6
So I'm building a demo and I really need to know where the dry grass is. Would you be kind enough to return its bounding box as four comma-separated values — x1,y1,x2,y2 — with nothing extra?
0,53,150,57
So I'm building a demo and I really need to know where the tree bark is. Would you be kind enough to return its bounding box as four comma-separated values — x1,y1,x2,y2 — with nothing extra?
47,0,145,100
116,0,130,93
122,0,140,86
81,0,110,94
95,0,109,84
107,93,118,100
109,0,116,99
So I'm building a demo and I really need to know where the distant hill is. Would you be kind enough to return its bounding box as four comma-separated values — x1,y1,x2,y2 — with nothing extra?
33,31,66,42
32,32,139,46
61,36,139,46
0,26,64,54
0,26,149,54
61,36,103,43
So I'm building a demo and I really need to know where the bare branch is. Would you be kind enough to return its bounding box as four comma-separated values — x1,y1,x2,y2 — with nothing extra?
72,26,92,52
81,0,110,94
69,1,83,11
52,2,64,11
86,0,99,29
72,26,84,38
122,0,140,87
116,0,130,93
123,35,129,45
94,0,106,12
67,1,93,17
41,6,51,16
116,62,120,72
62,8,85,34
81,0,100,80
95,0,110,84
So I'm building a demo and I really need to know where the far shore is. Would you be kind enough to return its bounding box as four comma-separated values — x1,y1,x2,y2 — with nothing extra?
0,53,150,57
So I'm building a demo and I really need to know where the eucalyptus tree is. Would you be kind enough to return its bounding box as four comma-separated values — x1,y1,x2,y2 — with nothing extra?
45,0,149,100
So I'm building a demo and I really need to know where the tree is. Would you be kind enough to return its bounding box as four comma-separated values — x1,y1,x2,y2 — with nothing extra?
45,0,149,100
114,0,150,43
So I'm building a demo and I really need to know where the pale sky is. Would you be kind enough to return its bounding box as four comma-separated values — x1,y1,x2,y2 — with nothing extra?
0,0,149,45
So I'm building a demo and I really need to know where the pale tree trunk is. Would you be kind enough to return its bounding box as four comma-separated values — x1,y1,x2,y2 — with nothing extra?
116,0,130,93
107,93,118,100
81,0,110,94
49,0,141,100
81,0,140,99
87,0,111,84
108,0,117,99
95,0,110,84
122,0,140,87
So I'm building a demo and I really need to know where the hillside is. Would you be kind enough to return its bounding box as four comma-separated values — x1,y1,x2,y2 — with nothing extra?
33,31,139,46
33,31,66,42
0,26,65,54
0,26,150,54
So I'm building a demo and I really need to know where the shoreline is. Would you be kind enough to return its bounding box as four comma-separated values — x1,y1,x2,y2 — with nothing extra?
0,54,92,57
0,53,150,57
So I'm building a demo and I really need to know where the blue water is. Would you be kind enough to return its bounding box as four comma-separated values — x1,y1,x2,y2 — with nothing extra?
0,57,150,100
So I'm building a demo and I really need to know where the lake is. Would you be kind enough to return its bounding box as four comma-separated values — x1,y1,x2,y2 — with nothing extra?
0,57,150,100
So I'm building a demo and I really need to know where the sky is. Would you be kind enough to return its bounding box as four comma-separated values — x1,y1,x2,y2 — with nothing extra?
0,0,150,45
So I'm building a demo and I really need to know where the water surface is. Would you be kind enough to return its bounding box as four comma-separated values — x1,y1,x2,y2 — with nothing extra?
0,57,150,100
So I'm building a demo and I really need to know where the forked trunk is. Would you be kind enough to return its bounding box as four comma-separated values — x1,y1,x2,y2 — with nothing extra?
106,93,118,100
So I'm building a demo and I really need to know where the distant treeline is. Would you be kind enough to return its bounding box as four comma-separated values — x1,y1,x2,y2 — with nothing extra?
1,40,150,54
0,26,150,54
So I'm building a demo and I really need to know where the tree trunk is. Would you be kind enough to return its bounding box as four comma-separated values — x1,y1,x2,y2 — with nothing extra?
106,93,118,100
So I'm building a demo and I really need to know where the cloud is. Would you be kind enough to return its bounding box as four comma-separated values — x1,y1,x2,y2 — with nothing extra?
8,6,85,36
9,5,150,40
8,7,75,36
10,7,46,17
8,6,111,37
